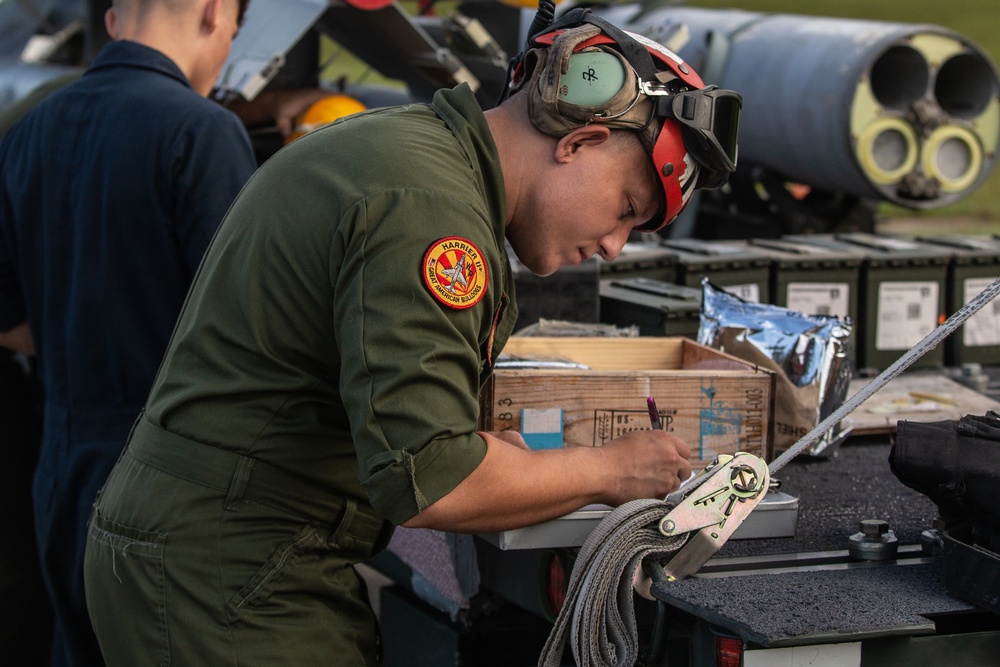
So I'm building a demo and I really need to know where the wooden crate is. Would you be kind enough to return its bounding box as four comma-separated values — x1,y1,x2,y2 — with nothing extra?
479,337,775,469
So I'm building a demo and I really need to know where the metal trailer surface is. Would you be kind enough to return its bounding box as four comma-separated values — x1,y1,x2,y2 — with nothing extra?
374,413,1000,666
645,435,1000,666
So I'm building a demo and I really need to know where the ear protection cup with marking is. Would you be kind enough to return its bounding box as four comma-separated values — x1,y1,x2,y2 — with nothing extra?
504,8,740,230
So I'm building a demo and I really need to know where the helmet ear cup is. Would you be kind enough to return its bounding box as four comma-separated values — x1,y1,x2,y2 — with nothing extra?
524,33,651,139
559,51,627,107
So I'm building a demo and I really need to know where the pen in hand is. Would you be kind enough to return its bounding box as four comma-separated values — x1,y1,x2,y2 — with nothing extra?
650,395,697,492
647,396,662,430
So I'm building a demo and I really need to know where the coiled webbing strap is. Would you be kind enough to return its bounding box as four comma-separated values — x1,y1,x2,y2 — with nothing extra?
537,498,685,667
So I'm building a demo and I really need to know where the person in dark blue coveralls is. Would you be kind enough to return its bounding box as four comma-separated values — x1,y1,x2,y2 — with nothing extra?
0,1,258,664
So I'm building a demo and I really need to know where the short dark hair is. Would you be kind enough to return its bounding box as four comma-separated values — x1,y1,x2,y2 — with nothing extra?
237,0,250,26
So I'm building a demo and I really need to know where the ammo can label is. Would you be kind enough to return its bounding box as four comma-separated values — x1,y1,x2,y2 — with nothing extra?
875,281,938,350
722,283,760,303
963,276,1000,347
786,282,850,319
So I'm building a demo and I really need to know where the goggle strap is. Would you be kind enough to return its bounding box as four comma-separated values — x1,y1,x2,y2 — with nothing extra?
580,14,660,82
534,8,661,83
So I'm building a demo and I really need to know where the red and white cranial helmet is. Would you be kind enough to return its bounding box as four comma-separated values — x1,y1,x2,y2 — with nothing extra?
505,8,742,231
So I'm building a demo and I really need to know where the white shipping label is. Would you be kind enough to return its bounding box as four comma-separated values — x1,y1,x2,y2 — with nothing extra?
744,642,861,667
521,408,564,450
522,408,562,433
723,283,760,303
786,282,850,318
875,281,939,351
962,276,1000,347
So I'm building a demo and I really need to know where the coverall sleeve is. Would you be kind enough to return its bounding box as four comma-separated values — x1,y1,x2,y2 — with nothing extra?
334,189,503,525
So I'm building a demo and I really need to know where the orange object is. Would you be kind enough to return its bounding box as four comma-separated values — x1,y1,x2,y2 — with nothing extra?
286,94,367,144
342,0,394,10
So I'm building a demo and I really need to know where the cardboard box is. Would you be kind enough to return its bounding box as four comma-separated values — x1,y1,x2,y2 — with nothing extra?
479,337,775,469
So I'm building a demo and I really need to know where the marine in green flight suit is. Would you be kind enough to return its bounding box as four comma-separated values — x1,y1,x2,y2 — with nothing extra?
82,9,736,664
85,84,517,666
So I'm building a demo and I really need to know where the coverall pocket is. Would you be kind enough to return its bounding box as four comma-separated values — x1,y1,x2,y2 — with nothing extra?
85,508,170,667
226,523,327,614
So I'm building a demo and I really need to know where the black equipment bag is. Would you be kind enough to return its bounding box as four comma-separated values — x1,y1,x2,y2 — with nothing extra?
889,411,1000,614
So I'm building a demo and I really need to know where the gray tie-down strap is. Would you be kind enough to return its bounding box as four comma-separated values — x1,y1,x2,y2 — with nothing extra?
537,498,686,667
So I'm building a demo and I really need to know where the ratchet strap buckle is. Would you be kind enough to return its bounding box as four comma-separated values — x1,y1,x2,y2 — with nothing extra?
657,452,770,581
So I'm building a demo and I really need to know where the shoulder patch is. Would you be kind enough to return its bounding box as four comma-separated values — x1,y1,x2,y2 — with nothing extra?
422,236,489,309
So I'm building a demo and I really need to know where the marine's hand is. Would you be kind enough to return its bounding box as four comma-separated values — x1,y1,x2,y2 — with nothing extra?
404,430,691,533
265,88,331,137
598,430,692,505
225,88,330,136
0,321,34,356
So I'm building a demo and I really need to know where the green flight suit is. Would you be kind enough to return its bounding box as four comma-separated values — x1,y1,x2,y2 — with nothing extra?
84,84,518,666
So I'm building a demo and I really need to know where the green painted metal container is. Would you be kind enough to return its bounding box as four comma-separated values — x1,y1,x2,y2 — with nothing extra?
659,238,772,304
596,240,678,283
784,233,950,373
915,235,1000,367
598,278,702,338
742,238,862,322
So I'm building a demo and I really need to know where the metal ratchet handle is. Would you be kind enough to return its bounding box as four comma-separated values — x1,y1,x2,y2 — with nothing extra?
769,275,1000,476
663,453,730,507
657,452,770,581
